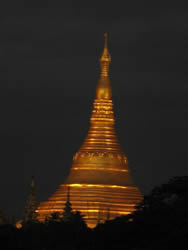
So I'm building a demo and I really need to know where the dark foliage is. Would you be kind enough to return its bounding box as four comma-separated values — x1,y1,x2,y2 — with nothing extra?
18,211,90,250
93,176,188,250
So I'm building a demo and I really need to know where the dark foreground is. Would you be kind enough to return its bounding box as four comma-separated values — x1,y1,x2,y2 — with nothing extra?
1,176,188,250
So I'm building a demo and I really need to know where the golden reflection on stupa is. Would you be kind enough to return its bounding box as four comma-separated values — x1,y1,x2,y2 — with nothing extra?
36,33,143,228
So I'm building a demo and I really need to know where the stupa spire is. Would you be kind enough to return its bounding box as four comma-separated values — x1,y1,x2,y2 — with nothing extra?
99,33,111,76
65,32,130,185
96,33,112,100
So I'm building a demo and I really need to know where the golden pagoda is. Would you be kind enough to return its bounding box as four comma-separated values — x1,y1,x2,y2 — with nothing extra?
36,34,143,228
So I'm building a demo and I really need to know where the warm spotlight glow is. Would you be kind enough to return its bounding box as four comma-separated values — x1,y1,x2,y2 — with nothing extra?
15,220,23,229
72,167,127,172
68,184,128,189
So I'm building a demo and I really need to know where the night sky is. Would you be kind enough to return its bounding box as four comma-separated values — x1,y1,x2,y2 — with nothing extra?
0,1,188,220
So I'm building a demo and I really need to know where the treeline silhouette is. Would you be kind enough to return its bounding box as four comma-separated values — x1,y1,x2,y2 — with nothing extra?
0,176,188,250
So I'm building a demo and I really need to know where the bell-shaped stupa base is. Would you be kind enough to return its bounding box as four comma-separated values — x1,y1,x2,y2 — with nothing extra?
37,183,142,228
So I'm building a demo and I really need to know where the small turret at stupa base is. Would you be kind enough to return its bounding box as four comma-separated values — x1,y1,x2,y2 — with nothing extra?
36,34,143,228
15,176,38,229
62,187,75,222
23,176,38,223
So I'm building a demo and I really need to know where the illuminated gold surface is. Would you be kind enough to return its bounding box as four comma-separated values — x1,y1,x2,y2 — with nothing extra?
36,34,143,228
37,184,142,228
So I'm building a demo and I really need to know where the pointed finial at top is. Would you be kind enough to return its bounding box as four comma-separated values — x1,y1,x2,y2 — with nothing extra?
96,33,112,99
99,33,111,77
31,176,35,188
104,32,108,47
